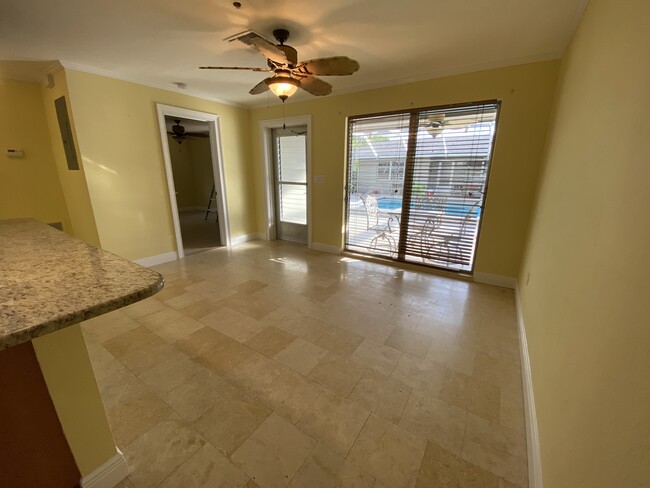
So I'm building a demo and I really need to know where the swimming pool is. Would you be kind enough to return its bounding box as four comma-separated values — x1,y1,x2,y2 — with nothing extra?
377,197,481,216
376,197,403,211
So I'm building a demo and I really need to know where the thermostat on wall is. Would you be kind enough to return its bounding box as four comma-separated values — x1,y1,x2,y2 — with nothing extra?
6,148,24,158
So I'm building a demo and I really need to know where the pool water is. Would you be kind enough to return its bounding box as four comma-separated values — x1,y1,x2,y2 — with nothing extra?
445,205,481,216
376,197,403,210
377,197,481,216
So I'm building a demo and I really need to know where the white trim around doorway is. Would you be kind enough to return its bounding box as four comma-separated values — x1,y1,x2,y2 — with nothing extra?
259,115,312,248
156,104,231,259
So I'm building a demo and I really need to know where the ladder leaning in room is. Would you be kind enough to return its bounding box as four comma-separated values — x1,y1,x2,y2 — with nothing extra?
204,185,219,222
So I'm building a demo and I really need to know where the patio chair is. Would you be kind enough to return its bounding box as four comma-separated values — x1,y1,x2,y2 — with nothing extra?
416,215,443,262
431,201,481,266
413,193,446,212
360,193,397,254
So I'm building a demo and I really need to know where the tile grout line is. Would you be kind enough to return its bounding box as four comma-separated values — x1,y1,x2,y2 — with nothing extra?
284,440,318,487
343,409,372,460
396,384,414,422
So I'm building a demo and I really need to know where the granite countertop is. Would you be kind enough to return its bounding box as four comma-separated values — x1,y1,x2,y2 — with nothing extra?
0,219,164,350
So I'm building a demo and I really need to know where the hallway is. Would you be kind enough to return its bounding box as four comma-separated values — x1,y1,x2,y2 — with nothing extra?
179,210,221,256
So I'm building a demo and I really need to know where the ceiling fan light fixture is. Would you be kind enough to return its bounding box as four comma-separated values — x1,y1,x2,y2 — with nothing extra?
266,75,300,101
202,29,358,100
171,119,186,144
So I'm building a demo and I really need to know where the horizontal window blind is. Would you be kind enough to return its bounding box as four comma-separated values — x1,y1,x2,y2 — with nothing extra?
277,133,307,225
346,113,409,257
345,101,499,272
400,103,497,269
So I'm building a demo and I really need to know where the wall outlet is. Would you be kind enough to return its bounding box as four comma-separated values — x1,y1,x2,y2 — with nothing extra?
314,175,325,184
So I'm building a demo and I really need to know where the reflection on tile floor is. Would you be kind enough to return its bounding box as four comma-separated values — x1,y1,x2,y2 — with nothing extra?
82,240,527,488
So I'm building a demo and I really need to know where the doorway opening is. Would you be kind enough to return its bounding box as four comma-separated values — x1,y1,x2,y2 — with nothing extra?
260,115,311,247
272,126,308,244
157,105,230,259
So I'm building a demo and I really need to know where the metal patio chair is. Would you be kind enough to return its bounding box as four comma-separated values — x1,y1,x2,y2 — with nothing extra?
360,193,398,254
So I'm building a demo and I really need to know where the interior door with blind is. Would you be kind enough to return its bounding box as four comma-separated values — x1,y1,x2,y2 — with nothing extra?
272,127,308,244
345,101,499,272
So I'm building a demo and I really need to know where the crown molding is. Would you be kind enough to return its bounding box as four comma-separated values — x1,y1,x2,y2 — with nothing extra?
50,47,566,111
248,51,563,110
59,60,245,108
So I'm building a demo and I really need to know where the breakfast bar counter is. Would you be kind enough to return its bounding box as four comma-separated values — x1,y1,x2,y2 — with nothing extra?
0,218,163,350
0,218,164,487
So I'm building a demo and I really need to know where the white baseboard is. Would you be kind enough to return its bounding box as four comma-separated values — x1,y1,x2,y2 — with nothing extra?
80,449,129,488
515,286,543,488
311,242,343,254
134,251,178,267
230,232,264,246
473,271,517,289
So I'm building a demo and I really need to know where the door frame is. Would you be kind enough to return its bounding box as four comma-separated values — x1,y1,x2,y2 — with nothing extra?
259,115,312,248
156,103,231,259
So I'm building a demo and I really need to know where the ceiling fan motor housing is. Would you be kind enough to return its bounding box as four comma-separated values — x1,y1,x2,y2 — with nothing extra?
172,120,185,135
271,29,297,65
273,29,290,44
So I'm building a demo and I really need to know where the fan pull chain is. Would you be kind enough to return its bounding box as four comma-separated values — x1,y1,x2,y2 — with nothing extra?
282,100,286,130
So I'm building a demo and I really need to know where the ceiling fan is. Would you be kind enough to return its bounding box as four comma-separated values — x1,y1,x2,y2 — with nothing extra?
200,29,360,101
425,112,498,139
167,119,209,144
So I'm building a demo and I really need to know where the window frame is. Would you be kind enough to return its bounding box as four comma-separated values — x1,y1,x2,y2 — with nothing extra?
344,99,501,274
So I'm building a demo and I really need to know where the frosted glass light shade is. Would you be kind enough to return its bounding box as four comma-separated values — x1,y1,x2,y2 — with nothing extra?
267,76,300,100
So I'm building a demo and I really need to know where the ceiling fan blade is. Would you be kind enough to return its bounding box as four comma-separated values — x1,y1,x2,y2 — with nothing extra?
186,132,209,138
249,38,288,65
297,56,360,76
249,79,270,95
300,76,332,96
199,66,272,72
229,31,288,65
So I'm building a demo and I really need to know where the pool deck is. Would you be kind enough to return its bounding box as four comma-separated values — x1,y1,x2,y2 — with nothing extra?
346,194,479,271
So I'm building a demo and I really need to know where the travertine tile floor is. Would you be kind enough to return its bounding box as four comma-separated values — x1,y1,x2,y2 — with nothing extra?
82,241,527,488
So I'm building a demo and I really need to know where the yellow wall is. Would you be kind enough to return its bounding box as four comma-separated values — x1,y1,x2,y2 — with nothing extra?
41,69,101,245
0,78,71,230
64,70,255,261
250,61,560,278
518,0,650,486
7,62,558,276
33,325,117,477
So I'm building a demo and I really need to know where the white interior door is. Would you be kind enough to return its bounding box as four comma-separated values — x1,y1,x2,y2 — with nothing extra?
272,127,308,244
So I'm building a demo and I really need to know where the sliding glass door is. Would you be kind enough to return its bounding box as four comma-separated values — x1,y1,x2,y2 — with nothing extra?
345,101,499,272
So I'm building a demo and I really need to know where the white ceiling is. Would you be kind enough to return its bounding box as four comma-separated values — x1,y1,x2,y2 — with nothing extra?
0,0,587,107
